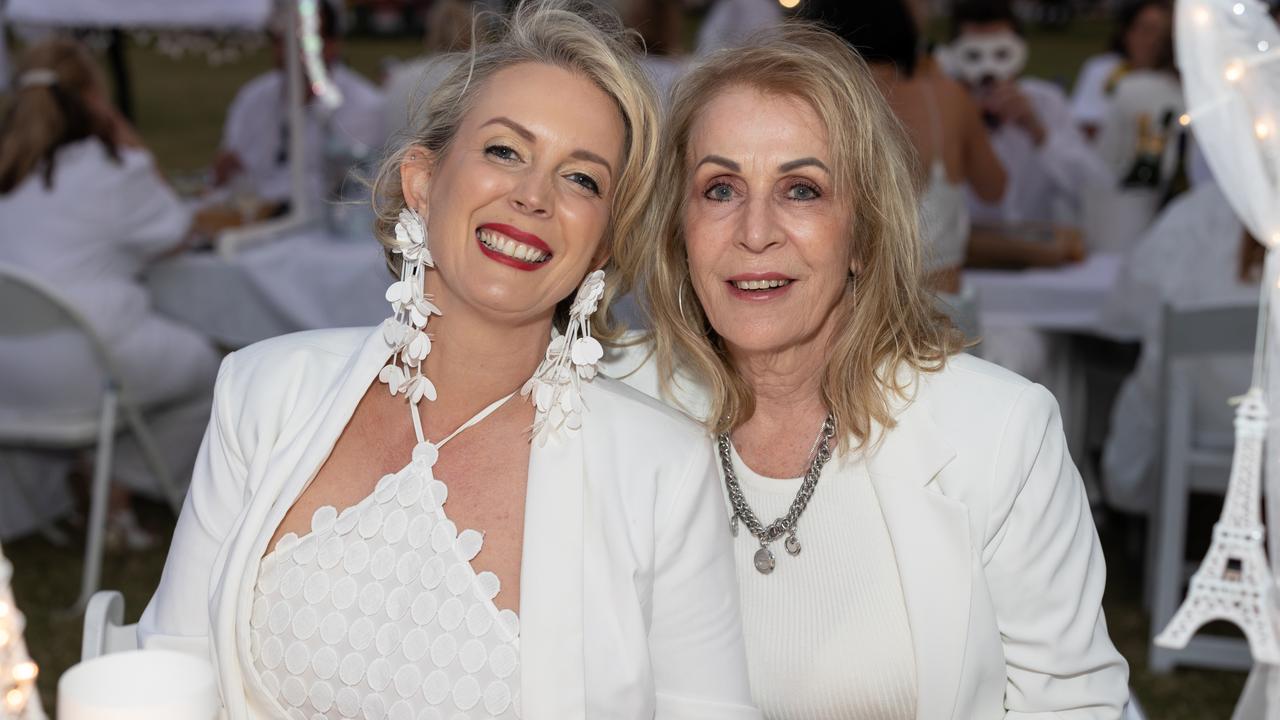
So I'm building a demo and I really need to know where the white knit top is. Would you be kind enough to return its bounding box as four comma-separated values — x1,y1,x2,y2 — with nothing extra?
726,444,917,720
249,397,521,720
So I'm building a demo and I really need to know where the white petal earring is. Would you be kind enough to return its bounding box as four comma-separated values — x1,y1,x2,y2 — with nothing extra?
379,207,441,402
521,269,606,444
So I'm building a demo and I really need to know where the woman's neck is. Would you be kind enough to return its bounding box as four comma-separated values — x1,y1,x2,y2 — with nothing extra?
728,331,833,479
417,301,551,430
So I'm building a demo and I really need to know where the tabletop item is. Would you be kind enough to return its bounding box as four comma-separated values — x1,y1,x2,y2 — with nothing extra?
57,649,218,720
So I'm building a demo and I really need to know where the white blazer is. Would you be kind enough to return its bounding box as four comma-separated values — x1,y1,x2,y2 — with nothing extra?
138,327,760,719
605,346,1131,719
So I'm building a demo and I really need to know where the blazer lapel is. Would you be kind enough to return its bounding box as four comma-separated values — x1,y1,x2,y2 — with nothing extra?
866,387,972,720
518,429,587,719
214,328,392,719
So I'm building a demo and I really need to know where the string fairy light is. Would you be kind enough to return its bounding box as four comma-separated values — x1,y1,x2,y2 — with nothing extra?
0,545,40,720
297,0,343,110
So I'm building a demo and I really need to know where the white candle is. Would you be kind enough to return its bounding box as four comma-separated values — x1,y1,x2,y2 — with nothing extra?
57,650,218,720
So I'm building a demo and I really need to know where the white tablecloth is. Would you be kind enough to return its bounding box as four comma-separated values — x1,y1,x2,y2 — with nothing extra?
148,230,391,349
964,252,1135,340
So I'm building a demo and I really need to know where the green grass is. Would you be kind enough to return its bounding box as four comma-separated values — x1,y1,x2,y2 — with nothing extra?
6,19,1249,720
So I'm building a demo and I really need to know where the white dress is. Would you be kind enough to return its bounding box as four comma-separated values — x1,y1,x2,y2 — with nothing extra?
249,396,521,719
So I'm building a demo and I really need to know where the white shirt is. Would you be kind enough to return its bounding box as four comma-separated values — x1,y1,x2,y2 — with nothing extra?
725,445,916,720
1100,182,1255,514
221,64,385,204
0,139,190,339
968,78,1111,226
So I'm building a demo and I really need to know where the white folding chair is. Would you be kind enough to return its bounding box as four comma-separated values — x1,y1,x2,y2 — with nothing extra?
1147,302,1258,673
81,590,138,660
0,265,183,614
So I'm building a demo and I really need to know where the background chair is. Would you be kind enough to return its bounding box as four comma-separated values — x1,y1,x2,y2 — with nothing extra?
1147,301,1259,673
80,590,138,660
0,265,183,614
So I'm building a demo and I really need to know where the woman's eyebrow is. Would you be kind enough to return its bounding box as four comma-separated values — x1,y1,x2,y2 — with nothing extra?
695,154,741,172
778,157,829,173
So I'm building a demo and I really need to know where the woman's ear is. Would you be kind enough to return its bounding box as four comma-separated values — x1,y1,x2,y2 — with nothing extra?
400,145,434,212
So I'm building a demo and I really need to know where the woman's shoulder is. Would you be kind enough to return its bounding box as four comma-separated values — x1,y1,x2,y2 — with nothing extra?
583,374,709,449
219,327,374,400
911,353,1060,445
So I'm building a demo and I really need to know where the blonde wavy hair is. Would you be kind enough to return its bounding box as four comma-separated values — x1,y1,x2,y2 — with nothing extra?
622,23,963,450
369,0,659,340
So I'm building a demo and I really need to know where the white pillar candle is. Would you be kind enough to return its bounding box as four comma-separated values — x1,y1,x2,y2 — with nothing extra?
57,650,218,720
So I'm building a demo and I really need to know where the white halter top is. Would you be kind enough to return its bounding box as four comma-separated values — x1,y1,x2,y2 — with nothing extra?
917,82,971,274
249,394,522,719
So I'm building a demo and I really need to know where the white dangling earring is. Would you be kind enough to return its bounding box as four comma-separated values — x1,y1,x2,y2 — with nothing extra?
378,207,441,403
521,269,606,444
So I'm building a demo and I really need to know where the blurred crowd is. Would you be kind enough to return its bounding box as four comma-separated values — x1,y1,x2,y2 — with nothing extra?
0,0,1274,548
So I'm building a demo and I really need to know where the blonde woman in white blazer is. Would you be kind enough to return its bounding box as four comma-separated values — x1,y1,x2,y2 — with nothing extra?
608,24,1128,719
139,3,757,718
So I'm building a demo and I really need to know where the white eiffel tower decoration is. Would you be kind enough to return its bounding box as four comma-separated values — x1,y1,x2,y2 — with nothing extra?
1156,387,1280,663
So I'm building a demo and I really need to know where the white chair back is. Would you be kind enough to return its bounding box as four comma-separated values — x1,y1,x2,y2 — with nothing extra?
81,591,139,661
0,264,120,380
1148,301,1259,673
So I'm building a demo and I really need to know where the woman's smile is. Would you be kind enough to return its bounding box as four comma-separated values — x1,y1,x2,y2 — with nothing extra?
476,222,553,271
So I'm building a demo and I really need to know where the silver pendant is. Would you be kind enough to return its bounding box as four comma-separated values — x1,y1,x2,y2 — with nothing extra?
730,514,739,537
753,546,775,575
785,534,801,556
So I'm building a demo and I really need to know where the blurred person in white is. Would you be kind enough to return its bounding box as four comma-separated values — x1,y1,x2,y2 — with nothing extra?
694,0,781,56
138,3,758,717
1099,180,1260,513
212,0,384,213
381,0,473,140
0,38,219,544
799,0,1006,301
1070,0,1174,141
946,0,1110,263
942,0,1112,387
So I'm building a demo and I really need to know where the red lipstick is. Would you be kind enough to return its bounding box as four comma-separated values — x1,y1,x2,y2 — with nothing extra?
476,222,553,272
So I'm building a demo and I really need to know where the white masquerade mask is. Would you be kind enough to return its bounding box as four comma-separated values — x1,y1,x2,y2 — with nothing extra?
941,31,1028,86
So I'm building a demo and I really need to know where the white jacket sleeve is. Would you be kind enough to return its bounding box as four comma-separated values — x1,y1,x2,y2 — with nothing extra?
981,383,1130,718
649,444,761,719
138,352,247,655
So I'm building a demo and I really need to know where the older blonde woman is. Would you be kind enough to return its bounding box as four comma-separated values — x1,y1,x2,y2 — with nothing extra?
609,24,1128,719
139,3,757,718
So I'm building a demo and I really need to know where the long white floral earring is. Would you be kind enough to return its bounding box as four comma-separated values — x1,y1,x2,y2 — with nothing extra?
521,269,606,444
379,207,441,402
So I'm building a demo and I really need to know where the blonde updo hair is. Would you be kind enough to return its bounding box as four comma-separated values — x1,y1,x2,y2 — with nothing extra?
621,23,963,450
370,0,660,341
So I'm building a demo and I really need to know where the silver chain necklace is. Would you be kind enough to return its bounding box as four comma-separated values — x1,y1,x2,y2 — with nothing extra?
718,414,836,575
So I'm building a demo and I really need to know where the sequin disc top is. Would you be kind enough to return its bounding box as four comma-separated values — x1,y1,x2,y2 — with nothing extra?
249,442,521,720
